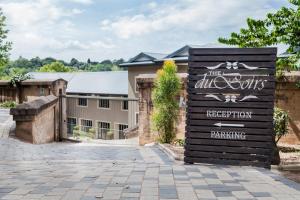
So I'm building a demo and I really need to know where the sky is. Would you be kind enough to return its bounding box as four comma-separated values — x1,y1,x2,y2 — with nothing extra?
0,0,291,62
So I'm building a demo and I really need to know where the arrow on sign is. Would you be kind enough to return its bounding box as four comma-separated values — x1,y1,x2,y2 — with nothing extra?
214,122,245,127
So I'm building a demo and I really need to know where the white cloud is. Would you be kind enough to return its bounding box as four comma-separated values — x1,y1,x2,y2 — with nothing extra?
101,0,275,39
68,0,93,5
0,0,114,60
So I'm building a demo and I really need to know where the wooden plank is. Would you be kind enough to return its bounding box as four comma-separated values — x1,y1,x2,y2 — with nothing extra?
186,132,273,141
188,88,275,96
188,120,273,128
188,61,276,69
187,101,274,108
189,55,276,62
188,82,275,91
188,74,276,82
187,126,273,135
185,150,269,162
187,107,274,115
189,48,277,55
184,157,270,168
185,144,272,155
188,68,275,75
185,138,273,148
188,94,274,102
188,113,273,122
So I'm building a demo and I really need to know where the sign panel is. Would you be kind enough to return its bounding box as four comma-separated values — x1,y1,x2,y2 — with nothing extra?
185,48,276,168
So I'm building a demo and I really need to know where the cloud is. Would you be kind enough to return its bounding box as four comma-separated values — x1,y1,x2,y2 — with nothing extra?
100,0,275,39
68,0,93,5
0,0,112,60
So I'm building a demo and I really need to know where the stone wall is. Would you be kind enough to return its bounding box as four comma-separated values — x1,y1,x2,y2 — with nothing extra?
10,95,58,144
275,72,300,144
137,72,300,145
136,73,187,145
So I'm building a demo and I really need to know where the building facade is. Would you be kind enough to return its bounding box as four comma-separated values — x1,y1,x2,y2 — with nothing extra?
30,71,134,140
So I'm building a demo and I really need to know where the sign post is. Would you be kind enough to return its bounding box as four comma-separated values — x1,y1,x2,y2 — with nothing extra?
185,48,276,168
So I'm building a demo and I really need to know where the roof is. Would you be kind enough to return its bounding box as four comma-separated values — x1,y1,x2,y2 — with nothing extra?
29,71,128,95
278,46,300,58
0,79,66,86
119,44,231,67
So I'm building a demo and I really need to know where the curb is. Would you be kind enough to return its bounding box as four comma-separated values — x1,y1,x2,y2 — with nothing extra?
157,143,184,161
277,164,300,171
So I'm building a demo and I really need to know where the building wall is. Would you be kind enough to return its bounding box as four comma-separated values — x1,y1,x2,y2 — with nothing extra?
275,80,300,144
127,64,188,127
66,97,128,139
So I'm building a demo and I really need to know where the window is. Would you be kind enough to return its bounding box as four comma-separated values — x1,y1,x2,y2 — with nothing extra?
39,88,45,96
135,77,138,93
122,100,128,110
99,99,110,109
135,112,139,125
80,119,92,132
118,124,128,139
67,118,76,134
98,122,110,139
78,98,87,107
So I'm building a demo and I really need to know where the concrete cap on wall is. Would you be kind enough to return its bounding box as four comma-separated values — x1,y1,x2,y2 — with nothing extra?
10,95,58,117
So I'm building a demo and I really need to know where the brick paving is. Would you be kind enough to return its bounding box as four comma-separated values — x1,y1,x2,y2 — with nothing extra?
0,138,300,199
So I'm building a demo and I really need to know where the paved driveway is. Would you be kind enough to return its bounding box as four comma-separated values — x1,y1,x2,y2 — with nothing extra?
0,138,299,200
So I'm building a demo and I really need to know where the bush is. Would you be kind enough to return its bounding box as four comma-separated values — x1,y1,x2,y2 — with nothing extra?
72,126,80,139
151,60,181,143
172,139,185,147
0,101,16,108
274,107,289,144
87,128,96,139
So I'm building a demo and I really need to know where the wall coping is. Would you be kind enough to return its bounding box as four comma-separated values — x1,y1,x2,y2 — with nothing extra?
136,73,188,84
0,78,67,86
279,71,300,83
10,95,58,117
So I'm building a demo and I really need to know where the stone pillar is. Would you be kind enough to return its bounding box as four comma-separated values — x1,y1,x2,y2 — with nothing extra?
138,82,156,145
10,95,58,144
136,74,187,145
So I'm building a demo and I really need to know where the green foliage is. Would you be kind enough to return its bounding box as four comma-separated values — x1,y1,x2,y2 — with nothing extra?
274,107,289,143
72,126,80,139
0,101,16,108
172,139,185,146
0,57,125,79
0,9,12,68
87,128,96,139
151,60,181,143
8,69,31,87
38,61,74,72
218,0,300,77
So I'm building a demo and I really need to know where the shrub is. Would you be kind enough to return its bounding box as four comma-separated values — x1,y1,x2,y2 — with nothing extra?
0,101,16,108
72,126,80,139
173,139,185,147
106,130,114,140
87,128,96,139
151,60,181,143
274,107,289,144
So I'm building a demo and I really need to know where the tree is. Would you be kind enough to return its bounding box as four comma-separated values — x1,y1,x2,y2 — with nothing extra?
218,0,300,77
38,61,74,72
0,8,12,75
151,60,181,143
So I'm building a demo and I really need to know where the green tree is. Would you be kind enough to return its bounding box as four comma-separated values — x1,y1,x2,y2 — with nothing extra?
218,0,300,77
0,8,12,76
151,60,181,143
38,61,74,72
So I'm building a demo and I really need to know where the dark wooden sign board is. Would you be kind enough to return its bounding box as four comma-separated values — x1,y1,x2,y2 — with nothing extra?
185,48,277,168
